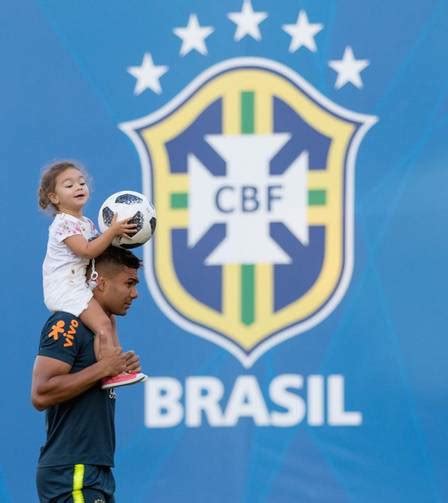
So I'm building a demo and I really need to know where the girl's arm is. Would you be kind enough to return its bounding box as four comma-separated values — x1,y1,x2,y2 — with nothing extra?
64,217,136,259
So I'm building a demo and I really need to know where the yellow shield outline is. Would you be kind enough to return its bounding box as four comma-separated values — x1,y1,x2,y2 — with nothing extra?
120,58,377,368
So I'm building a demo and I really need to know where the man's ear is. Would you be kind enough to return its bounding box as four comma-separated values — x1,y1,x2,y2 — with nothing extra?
95,275,107,292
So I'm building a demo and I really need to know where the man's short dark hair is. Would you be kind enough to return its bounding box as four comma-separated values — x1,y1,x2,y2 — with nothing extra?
87,246,141,277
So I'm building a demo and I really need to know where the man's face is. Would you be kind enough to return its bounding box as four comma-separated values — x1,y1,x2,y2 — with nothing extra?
101,266,139,315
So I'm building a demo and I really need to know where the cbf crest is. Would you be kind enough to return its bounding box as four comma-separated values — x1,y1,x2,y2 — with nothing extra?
121,58,376,367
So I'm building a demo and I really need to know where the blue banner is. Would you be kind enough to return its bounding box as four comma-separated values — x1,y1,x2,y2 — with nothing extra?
2,0,447,501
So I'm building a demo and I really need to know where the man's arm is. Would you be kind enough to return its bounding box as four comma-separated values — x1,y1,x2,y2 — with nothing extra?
31,348,130,411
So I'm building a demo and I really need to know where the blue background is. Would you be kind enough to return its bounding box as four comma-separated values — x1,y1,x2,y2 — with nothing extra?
1,0,447,501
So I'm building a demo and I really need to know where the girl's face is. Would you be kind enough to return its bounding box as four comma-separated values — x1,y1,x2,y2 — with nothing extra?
49,167,90,215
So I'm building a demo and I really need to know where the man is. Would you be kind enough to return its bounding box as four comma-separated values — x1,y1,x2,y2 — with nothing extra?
31,246,144,502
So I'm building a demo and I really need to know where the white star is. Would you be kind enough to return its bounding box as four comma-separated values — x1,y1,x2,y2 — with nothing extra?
127,53,168,95
329,46,369,89
282,10,323,53
227,0,268,42
173,14,214,56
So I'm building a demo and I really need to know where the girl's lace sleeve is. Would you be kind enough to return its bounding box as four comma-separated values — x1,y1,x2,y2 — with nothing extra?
52,216,83,243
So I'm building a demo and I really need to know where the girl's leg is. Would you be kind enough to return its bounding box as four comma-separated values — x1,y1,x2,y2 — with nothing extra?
80,299,145,388
80,298,118,360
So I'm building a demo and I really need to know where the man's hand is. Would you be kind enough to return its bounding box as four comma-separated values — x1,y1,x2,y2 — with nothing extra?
98,347,129,376
31,349,129,411
124,350,142,373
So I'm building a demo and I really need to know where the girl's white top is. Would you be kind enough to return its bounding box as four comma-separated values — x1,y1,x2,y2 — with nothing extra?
43,212,98,314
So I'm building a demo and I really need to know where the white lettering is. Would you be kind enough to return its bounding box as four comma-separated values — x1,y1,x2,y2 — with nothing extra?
224,376,270,426
327,375,362,426
269,374,305,427
186,376,224,427
307,375,325,426
144,374,362,428
145,377,183,428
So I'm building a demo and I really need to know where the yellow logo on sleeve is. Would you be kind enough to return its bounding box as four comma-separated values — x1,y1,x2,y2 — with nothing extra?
48,319,79,347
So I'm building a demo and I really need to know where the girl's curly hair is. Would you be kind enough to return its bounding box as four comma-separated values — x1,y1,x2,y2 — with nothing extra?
38,160,87,214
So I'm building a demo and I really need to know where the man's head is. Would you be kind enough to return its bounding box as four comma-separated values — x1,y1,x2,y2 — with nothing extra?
88,246,141,316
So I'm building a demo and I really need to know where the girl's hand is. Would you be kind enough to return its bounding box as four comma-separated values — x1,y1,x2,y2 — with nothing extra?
109,213,138,237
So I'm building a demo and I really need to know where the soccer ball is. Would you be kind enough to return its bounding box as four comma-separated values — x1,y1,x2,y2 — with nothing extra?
98,190,156,249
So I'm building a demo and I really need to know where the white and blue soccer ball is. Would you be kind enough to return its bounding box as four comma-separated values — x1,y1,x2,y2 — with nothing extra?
98,190,156,249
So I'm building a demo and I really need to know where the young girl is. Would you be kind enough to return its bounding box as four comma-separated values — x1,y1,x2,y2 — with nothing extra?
38,160,146,389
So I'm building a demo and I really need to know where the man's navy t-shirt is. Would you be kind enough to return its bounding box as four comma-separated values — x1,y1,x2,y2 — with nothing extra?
37,312,116,467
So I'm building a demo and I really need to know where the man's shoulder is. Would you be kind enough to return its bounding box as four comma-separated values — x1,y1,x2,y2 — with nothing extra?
41,312,92,339
39,312,93,363
44,311,82,326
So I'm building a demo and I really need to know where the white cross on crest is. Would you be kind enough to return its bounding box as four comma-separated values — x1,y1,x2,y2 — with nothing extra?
188,134,309,265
